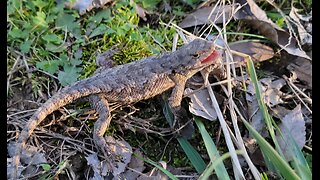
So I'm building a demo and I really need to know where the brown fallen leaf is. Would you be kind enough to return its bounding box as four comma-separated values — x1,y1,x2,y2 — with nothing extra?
289,6,312,45
185,88,219,121
234,0,311,60
130,0,148,21
246,77,286,137
135,4,147,21
179,5,236,28
85,136,133,178
286,56,312,89
235,0,281,30
7,142,48,179
122,149,146,180
276,104,306,161
228,41,274,65
105,136,132,177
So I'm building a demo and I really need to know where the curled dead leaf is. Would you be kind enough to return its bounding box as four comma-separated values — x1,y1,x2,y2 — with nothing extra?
185,88,218,121
289,6,312,45
234,0,311,60
228,41,274,66
179,5,237,28
134,4,147,21
286,57,312,89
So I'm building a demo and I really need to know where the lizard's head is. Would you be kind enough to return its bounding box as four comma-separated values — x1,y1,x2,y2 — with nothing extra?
175,39,221,76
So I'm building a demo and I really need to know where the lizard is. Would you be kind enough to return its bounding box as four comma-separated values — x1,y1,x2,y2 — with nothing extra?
12,38,222,179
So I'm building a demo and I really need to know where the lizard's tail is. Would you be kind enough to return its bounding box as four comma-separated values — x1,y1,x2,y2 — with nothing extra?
12,83,103,179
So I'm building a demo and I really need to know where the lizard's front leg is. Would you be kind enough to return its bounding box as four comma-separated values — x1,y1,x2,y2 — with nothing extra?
168,74,194,139
89,94,112,157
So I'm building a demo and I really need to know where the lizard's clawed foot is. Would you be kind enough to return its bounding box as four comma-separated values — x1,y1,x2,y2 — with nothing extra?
172,108,194,139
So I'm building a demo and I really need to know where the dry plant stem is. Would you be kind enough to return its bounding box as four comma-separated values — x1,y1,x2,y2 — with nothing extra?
211,12,260,177
220,85,260,180
201,71,245,179
7,56,21,95
282,75,312,113
183,78,232,97
221,1,245,178
36,129,100,156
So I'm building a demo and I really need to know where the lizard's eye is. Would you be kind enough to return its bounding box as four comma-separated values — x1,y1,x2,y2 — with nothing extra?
171,69,176,74
192,53,200,58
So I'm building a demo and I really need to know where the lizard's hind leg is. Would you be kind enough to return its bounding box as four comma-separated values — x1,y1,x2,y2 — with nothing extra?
89,94,112,157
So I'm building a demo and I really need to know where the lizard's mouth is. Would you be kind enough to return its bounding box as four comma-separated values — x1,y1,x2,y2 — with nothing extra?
201,50,220,64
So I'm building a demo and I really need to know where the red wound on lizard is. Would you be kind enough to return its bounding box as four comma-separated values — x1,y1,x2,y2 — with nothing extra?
201,50,220,64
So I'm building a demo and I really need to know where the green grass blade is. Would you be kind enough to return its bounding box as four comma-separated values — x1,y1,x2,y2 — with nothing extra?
242,119,300,180
134,154,179,180
246,57,285,158
162,98,206,173
194,116,229,179
199,152,239,180
177,137,206,173
277,126,312,179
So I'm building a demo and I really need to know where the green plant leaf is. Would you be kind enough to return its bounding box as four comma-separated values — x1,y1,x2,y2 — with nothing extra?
194,117,229,179
32,0,47,9
58,66,81,86
56,13,79,32
41,164,51,172
129,31,141,41
133,154,178,180
36,60,61,74
70,58,82,66
242,119,300,180
199,152,234,180
106,28,116,35
8,28,27,39
89,25,107,38
140,0,161,9
42,34,63,44
32,11,48,29
45,43,66,53
89,8,111,23
20,40,32,53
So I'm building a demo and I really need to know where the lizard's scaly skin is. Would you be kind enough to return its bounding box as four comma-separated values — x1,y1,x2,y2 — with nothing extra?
13,39,221,179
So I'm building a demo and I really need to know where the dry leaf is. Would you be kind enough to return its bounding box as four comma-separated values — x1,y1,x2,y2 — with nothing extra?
289,6,312,45
179,5,236,28
246,81,268,137
229,41,274,65
270,105,291,120
287,56,312,89
7,142,47,165
234,0,311,60
247,77,285,108
135,4,147,21
7,142,48,179
261,78,286,107
86,136,132,179
185,88,218,121
246,77,286,137
235,0,280,30
122,149,146,180
276,104,306,161
85,153,110,180
105,136,132,177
